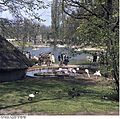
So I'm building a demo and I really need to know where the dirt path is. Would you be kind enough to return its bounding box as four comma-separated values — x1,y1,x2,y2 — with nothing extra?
0,108,118,115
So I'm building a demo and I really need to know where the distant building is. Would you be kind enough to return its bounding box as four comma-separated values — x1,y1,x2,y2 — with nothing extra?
6,38,16,42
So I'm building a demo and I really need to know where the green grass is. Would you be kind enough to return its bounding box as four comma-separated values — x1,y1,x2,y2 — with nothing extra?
11,41,33,47
0,77,119,115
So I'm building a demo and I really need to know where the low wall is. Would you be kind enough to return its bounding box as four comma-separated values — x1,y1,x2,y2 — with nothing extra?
0,69,27,82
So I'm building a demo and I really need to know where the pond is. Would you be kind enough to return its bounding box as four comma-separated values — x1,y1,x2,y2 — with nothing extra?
25,46,92,64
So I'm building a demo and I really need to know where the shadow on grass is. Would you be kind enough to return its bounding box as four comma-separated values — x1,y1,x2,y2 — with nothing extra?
0,97,64,110
26,75,97,86
58,78,96,86
0,76,96,96
0,76,118,112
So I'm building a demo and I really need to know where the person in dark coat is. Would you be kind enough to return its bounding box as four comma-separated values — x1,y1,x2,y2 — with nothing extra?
63,56,69,66
93,52,97,62
61,53,64,61
58,55,61,62
58,54,62,66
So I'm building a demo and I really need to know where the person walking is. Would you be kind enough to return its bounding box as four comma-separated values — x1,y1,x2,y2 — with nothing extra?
58,54,61,66
93,52,97,62
47,52,52,66
58,53,64,66
51,53,55,64
63,56,69,66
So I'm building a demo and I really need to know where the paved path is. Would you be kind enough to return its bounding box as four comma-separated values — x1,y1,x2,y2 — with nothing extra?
28,64,79,71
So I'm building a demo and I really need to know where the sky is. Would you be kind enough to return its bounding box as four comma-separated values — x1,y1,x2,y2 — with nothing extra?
40,6,51,26
0,0,52,26
37,0,52,26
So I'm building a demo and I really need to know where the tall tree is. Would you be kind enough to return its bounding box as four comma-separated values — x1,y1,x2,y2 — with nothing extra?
51,0,59,46
62,0,119,94
51,0,68,45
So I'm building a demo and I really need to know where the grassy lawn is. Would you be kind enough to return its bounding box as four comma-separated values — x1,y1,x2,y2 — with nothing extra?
11,41,33,47
0,77,119,115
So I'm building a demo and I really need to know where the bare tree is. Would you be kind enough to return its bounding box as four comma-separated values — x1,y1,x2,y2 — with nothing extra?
0,0,48,20
0,0,50,39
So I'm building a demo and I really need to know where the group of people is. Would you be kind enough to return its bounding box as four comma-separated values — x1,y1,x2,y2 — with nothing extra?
38,52,55,66
58,53,69,66
25,51,70,66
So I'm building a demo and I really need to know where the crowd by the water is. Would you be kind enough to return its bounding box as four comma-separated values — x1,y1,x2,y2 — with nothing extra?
25,52,70,66
24,51,107,66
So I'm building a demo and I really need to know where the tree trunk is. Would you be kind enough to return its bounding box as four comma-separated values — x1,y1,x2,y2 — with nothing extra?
105,0,119,95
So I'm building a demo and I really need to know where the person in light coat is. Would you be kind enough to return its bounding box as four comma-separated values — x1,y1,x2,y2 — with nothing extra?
51,54,55,64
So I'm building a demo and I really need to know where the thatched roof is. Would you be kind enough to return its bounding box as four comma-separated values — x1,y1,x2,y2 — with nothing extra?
0,35,32,70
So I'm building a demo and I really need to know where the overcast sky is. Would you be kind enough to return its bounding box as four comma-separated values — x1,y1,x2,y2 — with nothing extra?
0,0,52,26
40,6,51,26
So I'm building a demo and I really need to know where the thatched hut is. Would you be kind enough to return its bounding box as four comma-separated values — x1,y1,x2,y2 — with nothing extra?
0,35,32,82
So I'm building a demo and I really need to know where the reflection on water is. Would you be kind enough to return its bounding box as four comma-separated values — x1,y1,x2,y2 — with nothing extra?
25,46,92,64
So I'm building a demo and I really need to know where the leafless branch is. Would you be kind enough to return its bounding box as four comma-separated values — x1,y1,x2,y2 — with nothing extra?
62,0,110,24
